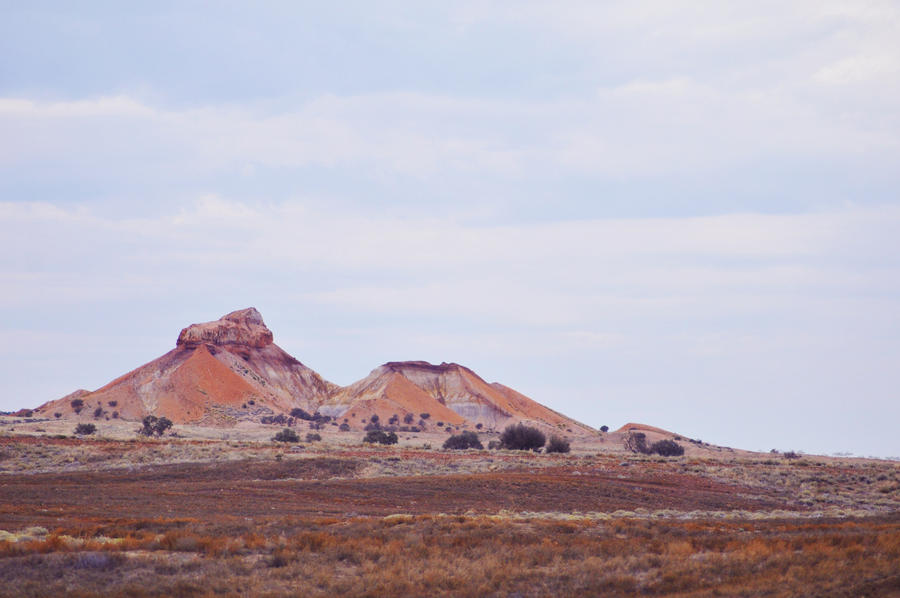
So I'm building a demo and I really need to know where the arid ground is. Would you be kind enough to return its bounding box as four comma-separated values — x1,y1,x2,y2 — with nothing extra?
0,417,898,597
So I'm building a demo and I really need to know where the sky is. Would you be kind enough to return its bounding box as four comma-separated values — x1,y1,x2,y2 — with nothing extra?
2,1,899,457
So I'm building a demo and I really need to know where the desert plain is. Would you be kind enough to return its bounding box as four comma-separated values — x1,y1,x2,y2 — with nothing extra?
0,414,898,598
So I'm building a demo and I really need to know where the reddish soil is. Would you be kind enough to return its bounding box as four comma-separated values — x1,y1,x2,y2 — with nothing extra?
0,458,798,529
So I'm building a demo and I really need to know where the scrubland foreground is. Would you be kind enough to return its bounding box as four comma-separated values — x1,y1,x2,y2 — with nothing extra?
0,434,898,597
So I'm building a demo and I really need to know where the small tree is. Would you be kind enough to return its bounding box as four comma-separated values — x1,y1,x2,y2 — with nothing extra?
499,424,546,451
403,413,415,424
74,423,96,435
139,415,173,437
443,431,483,450
624,432,650,454
363,430,398,445
305,432,322,443
70,398,84,414
545,435,571,454
599,425,609,433
273,428,300,443
93,407,104,419
339,423,351,432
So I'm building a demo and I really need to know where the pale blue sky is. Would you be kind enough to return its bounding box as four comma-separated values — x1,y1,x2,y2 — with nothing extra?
2,1,899,456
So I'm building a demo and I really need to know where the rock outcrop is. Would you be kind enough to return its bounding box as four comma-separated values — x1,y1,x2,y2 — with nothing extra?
177,308,273,349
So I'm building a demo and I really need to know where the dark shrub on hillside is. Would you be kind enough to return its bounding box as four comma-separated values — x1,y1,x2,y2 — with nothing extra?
74,423,96,435
404,413,415,424
500,424,546,451
108,400,117,407
363,421,382,431
624,432,650,454
139,415,173,437
600,425,609,433
93,407,104,419
420,413,430,419
261,414,289,425
290,408,312,420
443,431,483,450
650,439,684,456
305,432,322,443
545,435,571,454
273,428,300,443
339,423,351,432
70,398,84,414
363,430,398,445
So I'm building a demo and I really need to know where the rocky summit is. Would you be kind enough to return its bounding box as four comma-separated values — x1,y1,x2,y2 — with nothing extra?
177,307,274,349
35,308,593,435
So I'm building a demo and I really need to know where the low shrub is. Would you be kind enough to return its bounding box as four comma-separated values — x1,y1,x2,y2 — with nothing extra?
649,439,684,457
545,435,571,453
74,423,96,435
305,432,322,443
363,430,398,445
443,431,483,450
273,429,300,443
339,423,351,432
500,424,546,451
625,433,684,456
290,408,312,420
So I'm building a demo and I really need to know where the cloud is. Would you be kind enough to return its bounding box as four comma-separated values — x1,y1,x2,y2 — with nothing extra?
3,197,898,325
2,71,898,193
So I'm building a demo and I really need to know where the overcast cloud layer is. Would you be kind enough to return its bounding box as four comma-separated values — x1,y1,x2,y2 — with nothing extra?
2,2,899,457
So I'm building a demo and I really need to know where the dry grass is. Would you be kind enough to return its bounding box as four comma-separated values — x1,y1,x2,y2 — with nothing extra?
0,514,897,597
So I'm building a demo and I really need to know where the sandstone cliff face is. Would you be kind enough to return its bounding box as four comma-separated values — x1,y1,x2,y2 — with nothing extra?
35,308,593,435
177,308,274,349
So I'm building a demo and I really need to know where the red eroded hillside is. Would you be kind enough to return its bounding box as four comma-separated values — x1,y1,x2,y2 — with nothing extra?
35,308,336,425
33,308,594,435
